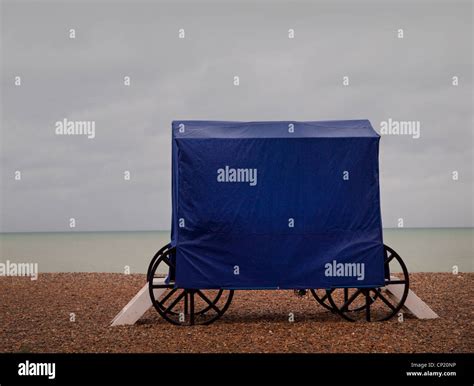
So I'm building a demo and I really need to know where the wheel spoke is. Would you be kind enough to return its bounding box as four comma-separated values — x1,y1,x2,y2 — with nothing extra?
190,291,195,325
385,279,406,285
385,253,395,265
151,284,174,289
164,290,186,315
160,288,177,304
373,288,396,311
196,290,221,314
340,289,362,312
162,256,175,269
365,291,371,322
321,288,334,302
194,290,223,315
184,292,189,315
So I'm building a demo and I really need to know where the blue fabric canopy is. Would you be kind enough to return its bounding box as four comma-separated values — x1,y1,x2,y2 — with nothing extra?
171,120,385,289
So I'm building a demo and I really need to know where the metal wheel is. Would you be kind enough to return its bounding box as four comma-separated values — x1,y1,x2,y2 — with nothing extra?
148,247,234,325
326,244,409,322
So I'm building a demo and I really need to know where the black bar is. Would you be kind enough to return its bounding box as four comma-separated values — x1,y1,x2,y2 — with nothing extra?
0,353,472,385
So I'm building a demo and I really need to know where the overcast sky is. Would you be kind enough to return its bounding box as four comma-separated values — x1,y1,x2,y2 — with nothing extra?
1,0,472,232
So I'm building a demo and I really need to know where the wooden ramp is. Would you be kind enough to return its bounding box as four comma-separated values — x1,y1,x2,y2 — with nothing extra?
111,279,165,326
386,284,439,319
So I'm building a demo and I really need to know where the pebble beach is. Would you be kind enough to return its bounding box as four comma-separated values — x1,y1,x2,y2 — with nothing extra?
0,272,472,353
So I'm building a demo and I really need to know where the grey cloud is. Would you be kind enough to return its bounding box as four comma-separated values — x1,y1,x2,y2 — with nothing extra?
1,0,472,231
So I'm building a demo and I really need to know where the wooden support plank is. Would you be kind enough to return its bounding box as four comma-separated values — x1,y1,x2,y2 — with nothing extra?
111,279,165,326
386,284,439,319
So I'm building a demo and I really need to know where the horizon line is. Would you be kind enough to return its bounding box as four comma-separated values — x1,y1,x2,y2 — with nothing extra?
0,226,473,235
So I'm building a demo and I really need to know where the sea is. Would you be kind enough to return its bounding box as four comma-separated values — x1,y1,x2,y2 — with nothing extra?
0,229,472,274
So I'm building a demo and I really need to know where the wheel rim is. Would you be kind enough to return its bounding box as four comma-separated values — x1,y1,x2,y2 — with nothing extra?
146,243,172,282
326,244,409,322
310,288,336,312
148,247,234,325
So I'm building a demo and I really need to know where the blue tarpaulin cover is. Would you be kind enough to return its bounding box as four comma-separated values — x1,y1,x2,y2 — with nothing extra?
171,120,385,289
